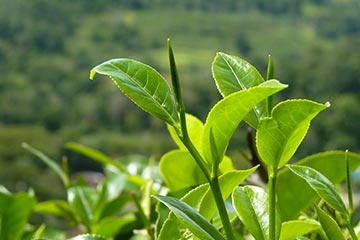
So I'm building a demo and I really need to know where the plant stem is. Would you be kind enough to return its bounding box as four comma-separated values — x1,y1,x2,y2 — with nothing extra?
168,39,234,239
268,169,278,240
210,176,236,240
347,221,358,240
344,150,358,240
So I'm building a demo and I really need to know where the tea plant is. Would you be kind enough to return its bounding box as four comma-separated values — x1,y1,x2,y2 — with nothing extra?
90,39,360,239
14,142,160,239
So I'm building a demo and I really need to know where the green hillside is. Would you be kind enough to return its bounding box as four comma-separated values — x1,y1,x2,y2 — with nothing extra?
0,0,359,199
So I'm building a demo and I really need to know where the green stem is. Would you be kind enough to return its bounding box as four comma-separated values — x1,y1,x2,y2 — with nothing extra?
268,169,278,240
347,221,358,240
210,176,236,240
345,150,358,240
181,136,211,183
168,39,234,239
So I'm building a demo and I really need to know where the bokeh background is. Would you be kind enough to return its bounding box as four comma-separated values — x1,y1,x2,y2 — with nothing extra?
1,0,359,200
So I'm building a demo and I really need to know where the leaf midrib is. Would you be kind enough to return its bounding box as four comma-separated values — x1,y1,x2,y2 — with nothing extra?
109,61,178,125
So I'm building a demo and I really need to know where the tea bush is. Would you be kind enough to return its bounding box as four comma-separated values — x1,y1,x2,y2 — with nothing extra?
1,41,359,239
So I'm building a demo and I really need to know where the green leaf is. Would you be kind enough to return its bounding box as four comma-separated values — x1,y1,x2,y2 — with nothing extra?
90,58,179,127
69,234,107,240
65,142,128,173
212,52,264,96
315,206,346,240
34,200,77,224
96,194,132,220
198,167,258,220
256,100,329,171
159,150,207,190
92,215,136,237
232,185,281,240
153,195,225,240
157,167,257,239
277,151,360,220
168,114,204,151
68,186,98,230
157,184,209,240
202,80,287,167
279,219,321,240
212,52,268,128
22,142,70,187
287,165,347,215
0,191,36,240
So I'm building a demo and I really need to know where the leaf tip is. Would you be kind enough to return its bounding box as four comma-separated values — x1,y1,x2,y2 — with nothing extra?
89,69,96,80
324,101,331,108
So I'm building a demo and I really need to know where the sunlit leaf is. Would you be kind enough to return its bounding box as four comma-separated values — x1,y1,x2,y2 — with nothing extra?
287,165,347,215
157,168,256,239
256,100,329,171
212,52,266,128
153,195,225,240
198,167,258,220
277,151,360,220
212,52,264,96
202,80,287,167
279,219,320,240
90,59,179,127
232,185,281,240
159,150,207,190
168,114,204,151
157,184,209,240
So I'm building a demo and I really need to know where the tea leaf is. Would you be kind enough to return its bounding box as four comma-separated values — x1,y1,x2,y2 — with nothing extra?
158,168,256,239
167,114,204,151
92,215,136,237
198,167,258,220
212,52,267,128
22,142,70,187
159,150,207,190
153,195,226,240
212,52,264,96
315,206,346,240
157,184,209,240
34,200,76,222
0,191,36,240
202,80,287,167
69,234,107,240
256,100,329,171
232,185,281,240
279,219,320,240
277,151,360,220
287,165,347,215
68,186,98,230
65,142,128,173
90,59,179,127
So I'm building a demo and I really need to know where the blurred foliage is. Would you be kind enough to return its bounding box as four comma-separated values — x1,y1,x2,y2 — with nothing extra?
0,0,359,199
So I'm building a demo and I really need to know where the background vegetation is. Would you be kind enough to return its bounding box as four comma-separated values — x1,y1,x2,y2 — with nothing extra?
0,0,359,201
